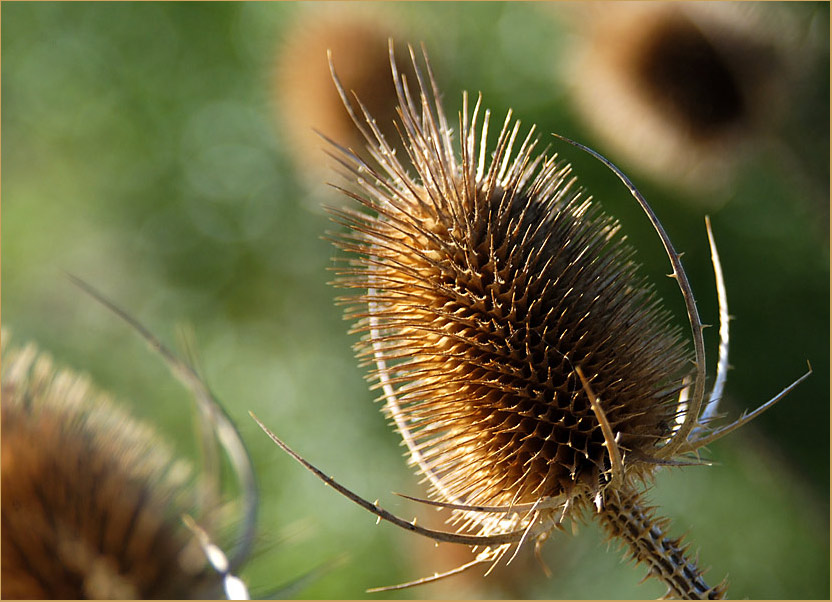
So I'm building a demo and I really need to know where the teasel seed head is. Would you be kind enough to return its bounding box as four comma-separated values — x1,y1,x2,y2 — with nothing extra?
564,1,796,195
328,44,691,524
0,334,216,599
254,42,809,598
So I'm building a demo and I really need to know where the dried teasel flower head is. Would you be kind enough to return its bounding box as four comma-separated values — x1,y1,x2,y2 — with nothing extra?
1,284,256,600
332,68,691,509
273,6,413,205
564,1,798,196
1,338,208,598
255,44,809,598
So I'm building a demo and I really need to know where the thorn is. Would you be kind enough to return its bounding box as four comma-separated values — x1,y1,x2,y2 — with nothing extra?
249,411,529,547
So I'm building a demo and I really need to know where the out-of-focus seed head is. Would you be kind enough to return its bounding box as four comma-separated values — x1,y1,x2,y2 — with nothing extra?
273,6,413,203
0,336,222,599
563,1,796,195
329,48,692,524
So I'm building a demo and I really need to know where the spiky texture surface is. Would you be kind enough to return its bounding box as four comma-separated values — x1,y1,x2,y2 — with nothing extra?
331,51,691,520
0,337,220,599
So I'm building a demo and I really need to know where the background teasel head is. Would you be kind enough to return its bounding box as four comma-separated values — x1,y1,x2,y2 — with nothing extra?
273,5,415,206
563,1,805,197
1,319,255,600
254,44,810,597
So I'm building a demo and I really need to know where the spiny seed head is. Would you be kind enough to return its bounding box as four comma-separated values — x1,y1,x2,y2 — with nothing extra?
329,48,692,522
0,335,222,599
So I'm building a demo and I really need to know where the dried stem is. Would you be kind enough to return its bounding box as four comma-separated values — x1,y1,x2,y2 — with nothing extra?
67,274,258,572
599,487,726,600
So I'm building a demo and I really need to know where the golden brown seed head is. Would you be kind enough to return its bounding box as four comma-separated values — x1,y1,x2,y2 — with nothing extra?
0,337,220,599
330,49,691,518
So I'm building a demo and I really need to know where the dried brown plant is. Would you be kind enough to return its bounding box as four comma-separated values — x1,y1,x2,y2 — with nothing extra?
254,44,809,599
563,2,799,196
1,282,256,600
274,5,414,204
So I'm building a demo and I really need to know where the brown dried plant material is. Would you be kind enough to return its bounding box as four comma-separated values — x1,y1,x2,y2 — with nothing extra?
273,6,414,203
564,2,797,196
1,337,212,598
1,297,255,600
255,44,809,599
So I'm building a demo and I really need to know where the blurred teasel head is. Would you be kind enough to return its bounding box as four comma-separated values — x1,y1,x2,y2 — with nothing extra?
273,5,414,203
563,1,801,196
256,43,808,598
1,312,256,600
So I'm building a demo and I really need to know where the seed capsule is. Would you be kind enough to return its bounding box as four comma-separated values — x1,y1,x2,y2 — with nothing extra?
332,81,690,512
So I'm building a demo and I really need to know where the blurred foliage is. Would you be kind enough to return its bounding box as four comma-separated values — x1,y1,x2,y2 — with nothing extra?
2,2,828,599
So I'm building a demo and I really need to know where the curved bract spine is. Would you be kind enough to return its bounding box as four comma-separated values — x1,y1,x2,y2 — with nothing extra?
69,276,258,575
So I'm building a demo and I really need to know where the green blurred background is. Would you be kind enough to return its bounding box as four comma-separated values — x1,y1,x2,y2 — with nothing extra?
2,2,828,598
